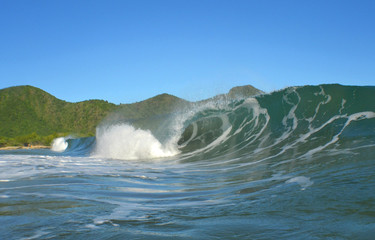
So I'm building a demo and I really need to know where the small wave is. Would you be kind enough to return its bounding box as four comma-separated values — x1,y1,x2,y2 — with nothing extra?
51,137,68,152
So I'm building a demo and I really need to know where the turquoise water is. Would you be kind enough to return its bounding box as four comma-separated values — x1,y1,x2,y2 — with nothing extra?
1,84,375,239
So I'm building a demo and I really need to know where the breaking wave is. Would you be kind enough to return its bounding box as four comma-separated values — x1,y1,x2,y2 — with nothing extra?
51,84,375,163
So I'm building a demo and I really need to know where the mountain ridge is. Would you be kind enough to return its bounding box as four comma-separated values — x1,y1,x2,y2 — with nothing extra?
0,84,263,146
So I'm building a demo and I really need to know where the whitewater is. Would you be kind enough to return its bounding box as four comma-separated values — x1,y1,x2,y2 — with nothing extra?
1,84,375,239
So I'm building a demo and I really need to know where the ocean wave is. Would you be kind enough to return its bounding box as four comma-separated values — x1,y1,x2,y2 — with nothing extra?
50,84,374,163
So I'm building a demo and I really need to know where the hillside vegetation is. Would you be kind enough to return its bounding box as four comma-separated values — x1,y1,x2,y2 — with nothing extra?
0,84,262,147
0,86,116,146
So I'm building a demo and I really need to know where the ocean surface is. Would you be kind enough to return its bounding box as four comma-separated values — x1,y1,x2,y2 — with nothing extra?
1,84,374,239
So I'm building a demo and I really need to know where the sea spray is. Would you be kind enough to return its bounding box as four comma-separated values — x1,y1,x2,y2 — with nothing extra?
93,124,179,160
91,97,235,160
51,137,68,152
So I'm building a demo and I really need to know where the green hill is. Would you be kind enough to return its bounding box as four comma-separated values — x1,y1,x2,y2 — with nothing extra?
0,84,262,147
228,85,264,98
114,93,190,120
0,85,116,137
0,86,117,146
197,84,264,104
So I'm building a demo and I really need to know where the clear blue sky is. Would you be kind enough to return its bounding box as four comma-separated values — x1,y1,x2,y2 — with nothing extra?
1,0,374,104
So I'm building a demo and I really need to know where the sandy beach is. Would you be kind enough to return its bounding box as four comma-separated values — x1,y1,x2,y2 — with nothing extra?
0,145,50,151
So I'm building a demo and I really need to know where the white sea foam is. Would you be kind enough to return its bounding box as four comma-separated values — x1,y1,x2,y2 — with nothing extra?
302,111,375,157
286,176,313,190
51,137,68,152
93,124,179,160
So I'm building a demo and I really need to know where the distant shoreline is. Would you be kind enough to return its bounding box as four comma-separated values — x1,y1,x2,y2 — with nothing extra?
0,145,50,151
